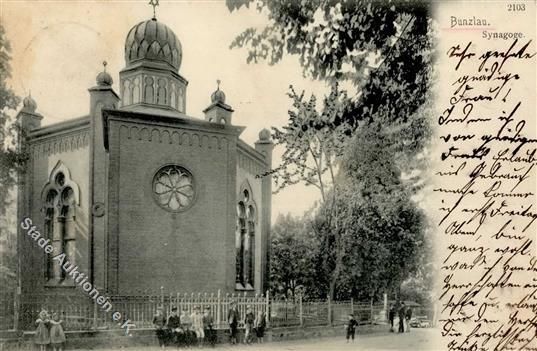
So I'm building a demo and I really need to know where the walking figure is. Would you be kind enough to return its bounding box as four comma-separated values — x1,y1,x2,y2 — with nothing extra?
254,310,266,343
388,304,396,332
345,313,358,343
398,302,406,333
227,300,239,344
405,305,413,333
243,305,255,344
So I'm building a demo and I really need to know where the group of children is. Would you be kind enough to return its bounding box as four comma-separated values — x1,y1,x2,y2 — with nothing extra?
153,305,215,348
227,302,266,345
34,310,66,351
153,302,267,348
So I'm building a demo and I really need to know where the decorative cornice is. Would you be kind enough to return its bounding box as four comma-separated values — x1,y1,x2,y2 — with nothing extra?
31,129,90,159
118,124,229,150
102,108,244,150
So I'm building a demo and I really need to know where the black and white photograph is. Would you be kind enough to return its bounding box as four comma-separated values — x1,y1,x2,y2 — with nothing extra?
0,0,535,350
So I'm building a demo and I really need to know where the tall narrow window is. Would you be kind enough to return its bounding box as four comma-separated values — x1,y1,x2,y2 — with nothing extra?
247,206,255,287
236,203,246,287
41,162,80,285
236,185,257,290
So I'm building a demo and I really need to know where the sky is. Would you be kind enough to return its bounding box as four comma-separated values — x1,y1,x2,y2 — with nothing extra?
0,0,330,223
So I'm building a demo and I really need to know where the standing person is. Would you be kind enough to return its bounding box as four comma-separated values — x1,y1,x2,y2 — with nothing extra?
254,310,266,343
191,306,205,347
405,306,413,333
398,302,406,333
388,304,396,332
49,312,66,351
227,300,239,345
243,306,255,344
34,309,50,351
166,307,181,346
345,313,358,343
203,306,215,347
152,306,167,349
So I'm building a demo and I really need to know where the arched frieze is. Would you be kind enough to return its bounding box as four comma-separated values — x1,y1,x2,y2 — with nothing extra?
150,128,161,143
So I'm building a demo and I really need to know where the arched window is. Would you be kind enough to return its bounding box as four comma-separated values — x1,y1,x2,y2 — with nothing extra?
178,87,184,112
41,162,80,284
157,78,167,105
236,202,246,287
170,84,177,109
133,77,141,103
123,79,132,106
144,76,154,104
236,185,256,290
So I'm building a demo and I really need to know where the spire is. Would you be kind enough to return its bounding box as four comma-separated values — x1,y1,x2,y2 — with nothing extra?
149,0,159,20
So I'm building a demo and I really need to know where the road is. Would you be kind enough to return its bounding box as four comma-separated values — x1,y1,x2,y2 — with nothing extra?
77,328,442,351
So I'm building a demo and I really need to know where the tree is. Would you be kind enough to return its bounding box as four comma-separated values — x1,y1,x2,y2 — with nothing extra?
269,213,318,299
0,23,22,219
228,0,434,300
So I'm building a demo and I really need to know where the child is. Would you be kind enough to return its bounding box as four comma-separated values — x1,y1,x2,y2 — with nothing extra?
191,306,204,347
254,310,266,343
166,307,181,347
346,313,358,343
49,312,66,351
203,306,215,347
243,306,255,344
152,306,167,349
180,308,194,346
35,309,50,351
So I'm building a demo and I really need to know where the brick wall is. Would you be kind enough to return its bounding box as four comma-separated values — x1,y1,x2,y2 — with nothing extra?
104,115,239,294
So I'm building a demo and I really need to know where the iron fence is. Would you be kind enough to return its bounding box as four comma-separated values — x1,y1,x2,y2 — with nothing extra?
7,292,436,332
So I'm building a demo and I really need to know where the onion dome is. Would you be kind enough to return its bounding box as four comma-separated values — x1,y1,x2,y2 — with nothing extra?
211,79,226,104
22,93,37,113
96,61,113,86
259,128,271,141
124,18,182,71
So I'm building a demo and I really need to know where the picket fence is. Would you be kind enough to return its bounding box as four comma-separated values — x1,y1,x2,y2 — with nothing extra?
3,291,391,331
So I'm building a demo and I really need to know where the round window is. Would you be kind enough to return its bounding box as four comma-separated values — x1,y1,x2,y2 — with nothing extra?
152,165,195,212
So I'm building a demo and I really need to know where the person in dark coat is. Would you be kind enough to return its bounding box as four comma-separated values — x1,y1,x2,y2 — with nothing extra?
345,313,358,343
203,306,216,346
152,306,167,348
398,302,406,333
228,301,239,344
166,307,181,346
388,304,396,332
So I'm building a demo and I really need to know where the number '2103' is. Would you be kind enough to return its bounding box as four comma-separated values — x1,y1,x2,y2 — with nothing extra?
507,3,525,11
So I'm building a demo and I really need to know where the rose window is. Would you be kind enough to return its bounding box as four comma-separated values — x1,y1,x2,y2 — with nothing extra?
152,165,195,212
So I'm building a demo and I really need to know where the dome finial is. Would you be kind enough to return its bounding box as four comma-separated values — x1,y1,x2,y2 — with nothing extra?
149,0,159,20
96,60,113,86
22,91,37,113
211,80,226,104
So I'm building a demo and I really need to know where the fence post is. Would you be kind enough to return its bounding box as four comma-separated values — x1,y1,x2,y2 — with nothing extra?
351,297,354,315
265,290,270,329
216,289,221,328
299,294,303,327
370,298,374,325
13,288,20,330
327,295,332,326
93,298,98,329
